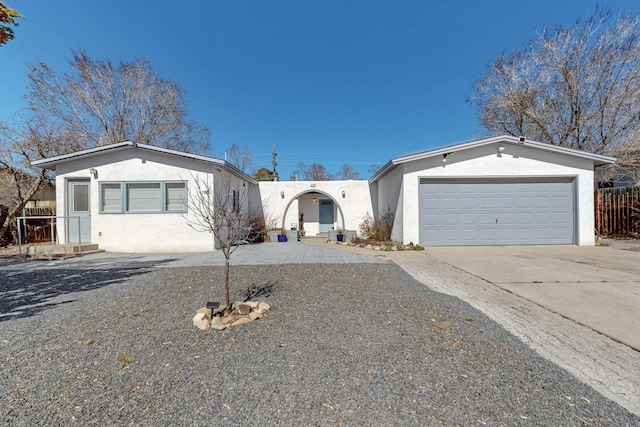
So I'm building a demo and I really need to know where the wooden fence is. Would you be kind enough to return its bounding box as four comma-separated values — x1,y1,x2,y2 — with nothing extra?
595,186,640,236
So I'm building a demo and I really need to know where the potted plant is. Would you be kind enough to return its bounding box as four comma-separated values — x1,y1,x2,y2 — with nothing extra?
336,229,344,242
277,229,287,242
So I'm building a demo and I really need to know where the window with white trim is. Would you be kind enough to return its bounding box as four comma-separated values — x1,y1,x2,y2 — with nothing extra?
99,181,187,213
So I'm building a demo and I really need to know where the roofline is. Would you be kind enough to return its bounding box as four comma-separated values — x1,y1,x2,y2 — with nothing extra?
369,135,617,183
31,141,134,167
31,141,257,185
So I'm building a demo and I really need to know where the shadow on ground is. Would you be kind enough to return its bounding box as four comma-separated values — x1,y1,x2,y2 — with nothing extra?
0,260,171,321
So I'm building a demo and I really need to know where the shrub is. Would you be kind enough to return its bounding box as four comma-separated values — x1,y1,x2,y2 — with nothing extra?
359,206,394,242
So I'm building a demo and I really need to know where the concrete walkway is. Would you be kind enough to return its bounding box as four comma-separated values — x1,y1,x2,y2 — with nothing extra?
0,239,388,271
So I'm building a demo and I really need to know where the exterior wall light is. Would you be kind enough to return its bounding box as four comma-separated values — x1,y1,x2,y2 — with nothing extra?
89,168,98,178
280,191,285,199
342,191,345,198
497,146,505,157
312,197,316,203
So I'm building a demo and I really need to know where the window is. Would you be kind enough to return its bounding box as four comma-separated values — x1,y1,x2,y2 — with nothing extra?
166,182,187,212
101,183,122,212
126,183,161,212
99,181,187,213
72,184,89,212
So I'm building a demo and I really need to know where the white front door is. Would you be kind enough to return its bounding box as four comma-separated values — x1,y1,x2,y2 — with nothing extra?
67,179,91,243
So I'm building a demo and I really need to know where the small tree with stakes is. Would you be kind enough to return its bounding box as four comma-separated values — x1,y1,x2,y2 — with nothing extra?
186,169,252,308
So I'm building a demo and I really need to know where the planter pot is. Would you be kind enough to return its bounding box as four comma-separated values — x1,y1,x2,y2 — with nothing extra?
336,234,344,242
286,230,299,242
277,234,287,242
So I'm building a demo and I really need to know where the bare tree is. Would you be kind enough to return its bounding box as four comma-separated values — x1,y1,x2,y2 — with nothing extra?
26,49,210,153
226,143,254,174
368,164,382,177
0,1,22,46
334,164,360,180
290,162,333,181
470,7,640,181
185,170,252,307
0,117,68,244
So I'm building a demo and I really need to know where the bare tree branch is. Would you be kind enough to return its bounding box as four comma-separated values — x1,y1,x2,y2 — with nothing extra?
470,7,640,182
0,117,67,244
226,143,254,174
26,50,211,153
290,162,333,181
184,170,253,307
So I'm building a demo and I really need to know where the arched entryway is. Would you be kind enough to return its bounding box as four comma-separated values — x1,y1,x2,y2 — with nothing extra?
280,190,346,235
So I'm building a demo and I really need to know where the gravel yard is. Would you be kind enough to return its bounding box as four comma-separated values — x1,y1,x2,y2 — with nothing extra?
1,261,638,426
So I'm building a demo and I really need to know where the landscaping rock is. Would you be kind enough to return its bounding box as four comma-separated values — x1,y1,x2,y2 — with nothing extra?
196,306,212,316
192,312,211,331
231,317,252,326
194,300,270,331
212,305,227,315
210,318,227,330
220,315,236,325
248,311,263,321
236,303,251,315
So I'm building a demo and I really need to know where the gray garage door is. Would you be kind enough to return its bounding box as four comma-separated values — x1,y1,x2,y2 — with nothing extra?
419,178,575,246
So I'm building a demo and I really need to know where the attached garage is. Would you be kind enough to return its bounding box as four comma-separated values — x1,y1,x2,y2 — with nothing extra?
370,135,617,247
419,178,575,246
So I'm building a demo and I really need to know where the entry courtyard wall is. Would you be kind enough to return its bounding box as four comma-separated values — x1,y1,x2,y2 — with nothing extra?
258,181,373,236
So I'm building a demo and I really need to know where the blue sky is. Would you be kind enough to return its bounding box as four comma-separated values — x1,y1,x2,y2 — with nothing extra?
2,1,638,179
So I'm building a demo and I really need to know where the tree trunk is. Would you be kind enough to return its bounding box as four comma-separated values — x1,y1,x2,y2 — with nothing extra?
224,257,231,308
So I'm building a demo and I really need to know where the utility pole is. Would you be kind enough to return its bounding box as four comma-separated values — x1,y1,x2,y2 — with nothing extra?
271,144,278,181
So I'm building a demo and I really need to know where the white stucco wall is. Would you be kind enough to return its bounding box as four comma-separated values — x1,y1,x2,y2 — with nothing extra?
258,180,373,236
391,143,596,246
47,139,602,251
55,148,255,252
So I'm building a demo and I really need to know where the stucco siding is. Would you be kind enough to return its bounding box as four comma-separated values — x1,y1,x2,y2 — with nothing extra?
258,181,373,235
54,149,255,252
38,136,609,251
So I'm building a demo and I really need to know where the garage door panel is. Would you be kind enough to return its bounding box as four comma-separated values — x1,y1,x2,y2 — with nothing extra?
475,213,496,225
419,179,574,246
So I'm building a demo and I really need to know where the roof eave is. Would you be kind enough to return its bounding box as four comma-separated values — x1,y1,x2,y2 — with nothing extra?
31,141,135,168
376,135,617,177
31,141,258,185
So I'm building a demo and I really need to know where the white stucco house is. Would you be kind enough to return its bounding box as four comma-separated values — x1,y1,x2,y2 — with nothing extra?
32,135,615,252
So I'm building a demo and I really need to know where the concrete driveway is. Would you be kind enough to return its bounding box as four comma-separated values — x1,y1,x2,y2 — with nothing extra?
426,240,640,351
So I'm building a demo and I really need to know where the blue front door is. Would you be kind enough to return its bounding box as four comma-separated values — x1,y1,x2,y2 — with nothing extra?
67,179,91,243
319,199,334,232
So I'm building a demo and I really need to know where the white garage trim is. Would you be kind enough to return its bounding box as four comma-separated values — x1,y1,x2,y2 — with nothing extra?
419,177,576,246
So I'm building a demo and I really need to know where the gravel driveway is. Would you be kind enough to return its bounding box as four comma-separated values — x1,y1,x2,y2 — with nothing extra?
1,259,638,425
